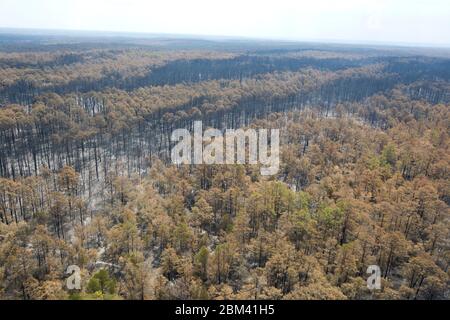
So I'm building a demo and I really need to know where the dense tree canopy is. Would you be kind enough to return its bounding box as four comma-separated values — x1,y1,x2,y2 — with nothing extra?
0,35,448,300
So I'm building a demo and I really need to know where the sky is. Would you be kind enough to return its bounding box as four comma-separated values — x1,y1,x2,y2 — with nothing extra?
0,0,449,46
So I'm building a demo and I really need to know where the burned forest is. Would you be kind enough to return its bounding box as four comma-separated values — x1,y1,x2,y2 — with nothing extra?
0,33,449,300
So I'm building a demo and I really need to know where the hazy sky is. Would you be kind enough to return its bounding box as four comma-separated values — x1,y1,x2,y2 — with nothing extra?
0,0,449,46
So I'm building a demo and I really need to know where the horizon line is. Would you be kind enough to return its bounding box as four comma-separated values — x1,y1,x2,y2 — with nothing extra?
1,26,450,50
